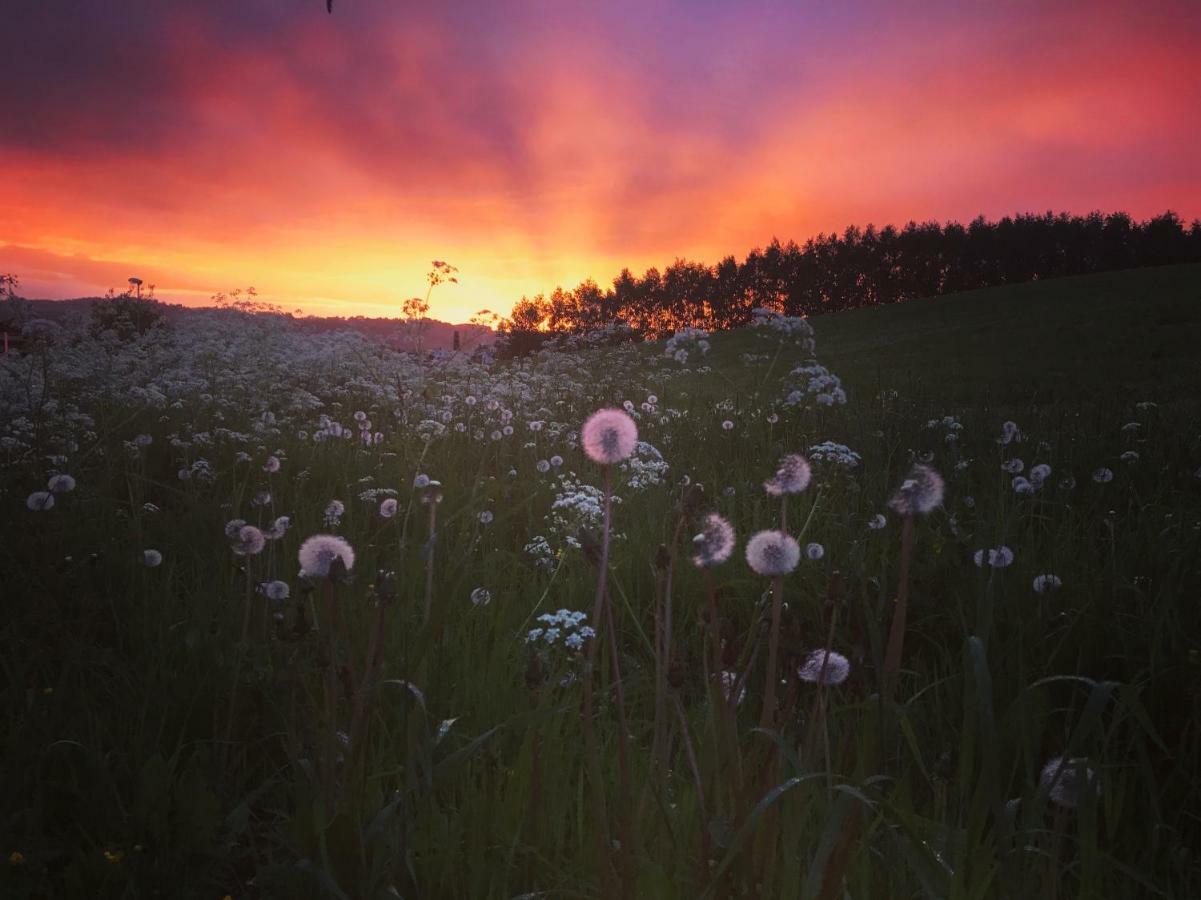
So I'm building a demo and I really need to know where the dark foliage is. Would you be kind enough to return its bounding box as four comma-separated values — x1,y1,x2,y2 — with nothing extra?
503,211,1201,340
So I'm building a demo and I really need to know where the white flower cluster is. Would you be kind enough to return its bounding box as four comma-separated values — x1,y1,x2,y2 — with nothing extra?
619,440,669,490
525,609,596,651
750,308,816,352
664,327,711,365
807,441,861,468
781,362,847,408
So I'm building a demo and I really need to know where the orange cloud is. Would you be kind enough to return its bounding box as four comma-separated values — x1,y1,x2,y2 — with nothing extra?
1,1,1198,321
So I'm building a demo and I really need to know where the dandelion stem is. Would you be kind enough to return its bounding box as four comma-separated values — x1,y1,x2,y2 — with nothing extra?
759,574,785,729
882,514,915,699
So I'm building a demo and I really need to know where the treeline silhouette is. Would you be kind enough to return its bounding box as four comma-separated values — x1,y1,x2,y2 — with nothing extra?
503,211,1201,340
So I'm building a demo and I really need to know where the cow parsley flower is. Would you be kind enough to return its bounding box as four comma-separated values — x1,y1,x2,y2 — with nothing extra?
764,454,811,496
298,534,356,578
324,499,345,526
581,408,638,464
888,464,945,516
691,513,736,568
797,649,850,685
745,530,800,576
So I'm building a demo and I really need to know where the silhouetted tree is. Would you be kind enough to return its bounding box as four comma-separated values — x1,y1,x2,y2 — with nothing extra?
503,210,1200,344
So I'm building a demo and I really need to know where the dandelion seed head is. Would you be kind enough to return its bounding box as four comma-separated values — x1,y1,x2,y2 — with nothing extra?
764,454,811,496
232,525,266,556
868,513,887,530
264,580,290,601
888,464,945,516
721,420,734,431
1040,756,1099,809
263,455,281,473
478,510,493,524
745,530,800,576
806,542,825,561
1033,573,1062,594
537,459,551,473
413,474,430,489
47,474,76,493
581,408,638,465
691,513,736,568
142,549,162,568
470,587,492,606
379,498,398,518
797,649,851,685
298,534,356,578
26,491,54,511
1092,467,1114,484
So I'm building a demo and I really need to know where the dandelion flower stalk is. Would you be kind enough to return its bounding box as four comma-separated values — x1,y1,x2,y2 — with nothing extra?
883,465,943,697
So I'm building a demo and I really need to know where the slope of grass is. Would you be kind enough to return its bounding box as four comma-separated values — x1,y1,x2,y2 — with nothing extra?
2,265,1199,899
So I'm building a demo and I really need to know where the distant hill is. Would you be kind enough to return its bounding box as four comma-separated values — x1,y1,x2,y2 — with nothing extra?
3,297,494,351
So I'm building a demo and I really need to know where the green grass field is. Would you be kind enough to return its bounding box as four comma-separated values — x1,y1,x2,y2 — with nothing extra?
2,264,1200,899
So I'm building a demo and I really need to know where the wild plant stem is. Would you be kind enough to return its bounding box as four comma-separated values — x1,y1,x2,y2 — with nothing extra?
759,575,785,729
422,502,438,625
883,514,915,699
581,464,619,896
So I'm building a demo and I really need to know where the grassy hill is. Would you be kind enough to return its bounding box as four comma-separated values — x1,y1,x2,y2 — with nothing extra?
710,262,1201,407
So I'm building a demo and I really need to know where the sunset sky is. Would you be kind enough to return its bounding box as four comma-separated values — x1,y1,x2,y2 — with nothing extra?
3,1,1199,323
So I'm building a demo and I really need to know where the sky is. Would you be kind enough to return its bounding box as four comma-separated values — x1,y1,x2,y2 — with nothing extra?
2,0,1199,323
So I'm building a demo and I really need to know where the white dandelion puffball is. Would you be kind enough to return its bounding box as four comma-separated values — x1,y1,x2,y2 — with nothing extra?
1040,756,1099,809
868,513,887,530
1000,421,1020,445
974,545,1015,568
263,455,281,473
806,542,825,561
47,474,76,493
264,580,290,601
379,498,398,518
721,420,734,431
1001,458,1025,474
414,473,430,489
691,513,736,568
536,459,551,473
478,510,494,524
888,464,945,516
764,454,811,496
581,408,638,464
325,499,345,518
470,587,492,606
142,549,162,568
1029,463,1052,484
1092,467,1114,484
27,491,55,511
232,525,266,556
1033,573,1062,594
797,649,851,685
298,534,356,578
745,530,801,576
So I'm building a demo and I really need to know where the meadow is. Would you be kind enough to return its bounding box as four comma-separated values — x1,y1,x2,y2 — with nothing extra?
3,263,1200,899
